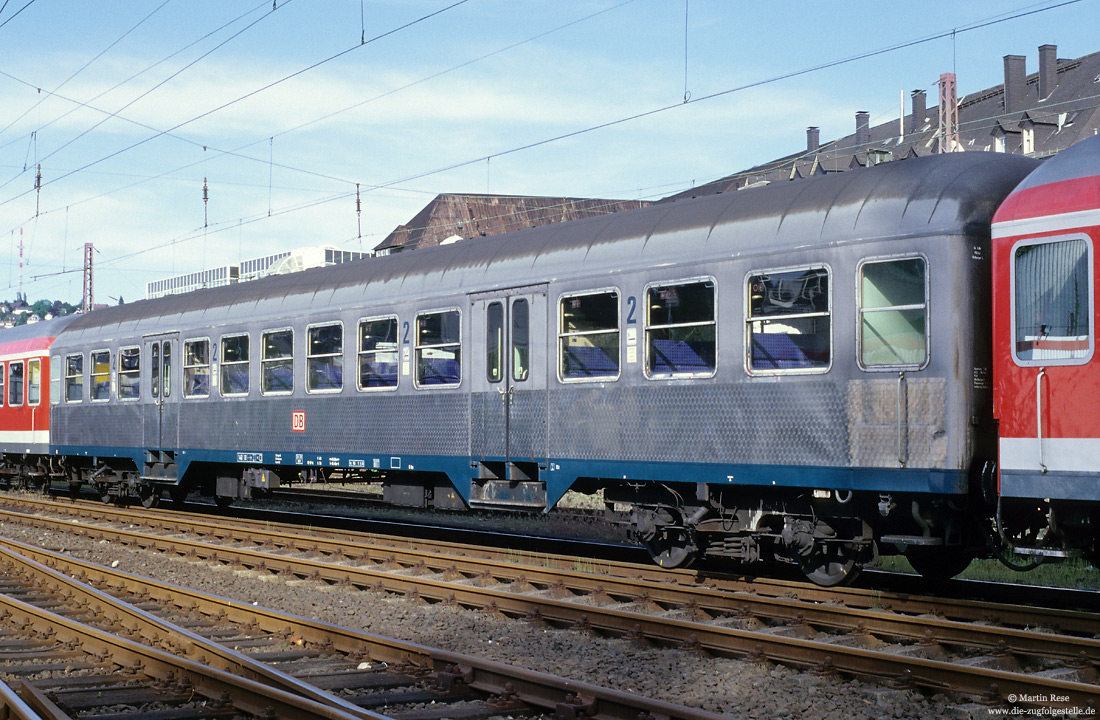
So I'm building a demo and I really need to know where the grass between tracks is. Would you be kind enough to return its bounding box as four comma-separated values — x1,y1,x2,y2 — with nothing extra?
871,555,1100,590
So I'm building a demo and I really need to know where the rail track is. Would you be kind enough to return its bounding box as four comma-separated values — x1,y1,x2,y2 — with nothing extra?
1,493,1098,714
0,532,724,720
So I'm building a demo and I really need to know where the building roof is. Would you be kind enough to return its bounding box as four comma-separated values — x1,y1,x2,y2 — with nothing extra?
662,46,1100,202
374,193,651,254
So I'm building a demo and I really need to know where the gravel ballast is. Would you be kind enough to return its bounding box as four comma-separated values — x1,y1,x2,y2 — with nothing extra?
0,520,985,719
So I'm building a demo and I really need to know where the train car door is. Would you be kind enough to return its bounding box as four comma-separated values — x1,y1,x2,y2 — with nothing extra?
469,285,548,485
143,333,179,450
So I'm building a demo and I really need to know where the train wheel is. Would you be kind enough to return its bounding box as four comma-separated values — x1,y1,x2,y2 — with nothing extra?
797,541,861,586
214,495,234,508
168,485,188,505
904,547,972,581
644,525,696,568
139,486,160,509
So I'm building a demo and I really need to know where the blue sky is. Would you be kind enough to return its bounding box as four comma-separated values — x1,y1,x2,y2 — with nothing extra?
0,0,1096,305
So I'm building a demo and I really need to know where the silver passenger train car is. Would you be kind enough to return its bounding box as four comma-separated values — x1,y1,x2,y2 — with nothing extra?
45,150,1041,585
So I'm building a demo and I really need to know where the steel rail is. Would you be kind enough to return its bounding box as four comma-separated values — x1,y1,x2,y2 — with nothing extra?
1,503,1097,709
7,495,1096,636
0,536,728,720
0,589,366,720
0,542,386,720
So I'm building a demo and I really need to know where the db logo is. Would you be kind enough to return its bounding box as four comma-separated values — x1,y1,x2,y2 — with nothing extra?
292,411,306,432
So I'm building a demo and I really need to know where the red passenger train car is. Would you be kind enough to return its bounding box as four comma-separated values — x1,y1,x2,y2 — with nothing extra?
0,316,76,488
992,133,1100,560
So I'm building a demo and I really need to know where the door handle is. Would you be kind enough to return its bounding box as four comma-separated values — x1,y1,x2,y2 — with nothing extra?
1036,367,1047,474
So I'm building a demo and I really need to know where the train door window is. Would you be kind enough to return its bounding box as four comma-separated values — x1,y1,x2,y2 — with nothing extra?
65,353,84,402
645,280,716,378
221,334,249,396
50,355,60,406
7,361,21,406
90,350,111,401
261,329,294,394
183,339,211,398
487,302,504,383
151,344,160,399
746,266,830,374
513,298,529,382
858,257,928,369
162,341,171,397
415,309,461,387
1012,237,1094,365
307,322,343,392
117,347,140,400
357,316,398,390
27,359,41,406
559,290,620,381
0,363,4,406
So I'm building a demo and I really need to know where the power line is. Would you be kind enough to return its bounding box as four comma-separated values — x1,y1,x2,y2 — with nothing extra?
0,0,469,214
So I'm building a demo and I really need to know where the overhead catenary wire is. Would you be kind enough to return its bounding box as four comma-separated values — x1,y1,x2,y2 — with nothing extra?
6,0,1086,298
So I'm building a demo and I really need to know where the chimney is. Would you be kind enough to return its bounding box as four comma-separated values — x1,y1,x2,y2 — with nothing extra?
806,126,820,153
1003,54,1026,114
909,90,927,135
855,111,870,146
1038,44,1057,99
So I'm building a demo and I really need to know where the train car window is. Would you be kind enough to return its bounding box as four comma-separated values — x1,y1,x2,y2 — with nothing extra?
117,347,140,400
858,257,928,368
415,309,461,387
307,323,343,392
746,267,830,373
1013,237,1093,365
0,363,4,406
27,359,41,406
151,344,160,399
65,353,83,403
90,350,111,401
487,302,503,383
162,341,171,397
183,339,211,398
559,290,620,381
221,334,249,396
645,280,716,378
358,316,398,390
513,298,529,382
50,355,60,406
262,329,294,394
8,361,23,406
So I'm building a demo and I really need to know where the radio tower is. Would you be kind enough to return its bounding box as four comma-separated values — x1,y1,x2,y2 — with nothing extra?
17,228,23,303
82,243,93,313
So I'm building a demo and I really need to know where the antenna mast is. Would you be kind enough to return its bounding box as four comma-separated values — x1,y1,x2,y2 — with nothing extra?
82,242,93,313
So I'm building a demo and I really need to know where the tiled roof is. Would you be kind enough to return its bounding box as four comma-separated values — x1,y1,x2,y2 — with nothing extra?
376,193,650,253
662,47,1100,202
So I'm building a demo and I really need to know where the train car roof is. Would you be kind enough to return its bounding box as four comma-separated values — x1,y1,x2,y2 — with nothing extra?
60,150,1040,342
0,314,81,355
993,134,1100,226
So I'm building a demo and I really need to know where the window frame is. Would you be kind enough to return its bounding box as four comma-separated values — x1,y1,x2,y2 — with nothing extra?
261,327,295,396
856,254,931,372
1010,234,1095,368
357,315,399,392
557,288,622,383
306,321,344,394
116,346,141,401
7,360,24,407
182,337,212,399
414,307,462,389
65,352,84,403
220,333,250,397
643,276,718,380
89,349,111,402
743,264,832,376
24,358,41,406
